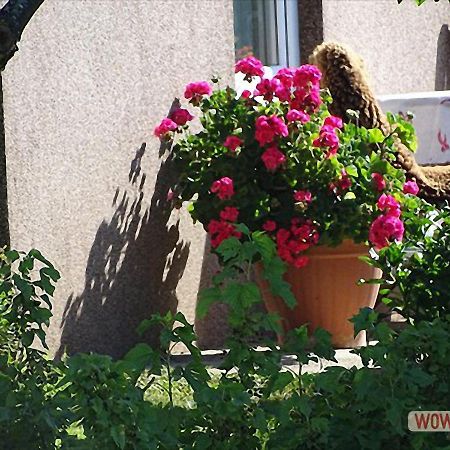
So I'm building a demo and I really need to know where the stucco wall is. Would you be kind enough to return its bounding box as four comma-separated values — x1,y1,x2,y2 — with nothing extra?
322,0,449,95
3,0,234,358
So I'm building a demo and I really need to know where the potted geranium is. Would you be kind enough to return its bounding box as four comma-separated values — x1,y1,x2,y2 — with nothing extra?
154,56,420,347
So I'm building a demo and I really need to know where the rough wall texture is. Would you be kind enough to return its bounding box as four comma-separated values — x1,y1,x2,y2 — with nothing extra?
298,0,324,65
322,0,450,95
3,0,234,358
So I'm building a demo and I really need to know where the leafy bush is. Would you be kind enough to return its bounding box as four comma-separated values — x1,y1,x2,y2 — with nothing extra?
0,241,449,449
367,203,450,322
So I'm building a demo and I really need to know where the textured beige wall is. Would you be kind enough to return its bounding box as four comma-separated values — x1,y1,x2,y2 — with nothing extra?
322,0,450,95
3,0,234,358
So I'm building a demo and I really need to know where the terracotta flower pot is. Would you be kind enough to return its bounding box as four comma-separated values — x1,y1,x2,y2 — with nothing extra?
255,240,382,348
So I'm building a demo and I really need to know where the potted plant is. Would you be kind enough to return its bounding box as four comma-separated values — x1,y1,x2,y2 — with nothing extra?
154,56,420,347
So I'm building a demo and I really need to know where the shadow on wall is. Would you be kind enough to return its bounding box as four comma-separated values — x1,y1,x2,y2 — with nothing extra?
195,239,230,350
56,133,189,359
436,24,450,91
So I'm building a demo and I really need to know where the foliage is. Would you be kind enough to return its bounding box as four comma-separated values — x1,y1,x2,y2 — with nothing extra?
366,203,450,322
157,60,420,268
0,242,449,448
386,111,418,153
0,249,65,449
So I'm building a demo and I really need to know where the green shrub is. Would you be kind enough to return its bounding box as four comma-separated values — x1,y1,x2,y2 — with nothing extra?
0,240,449,449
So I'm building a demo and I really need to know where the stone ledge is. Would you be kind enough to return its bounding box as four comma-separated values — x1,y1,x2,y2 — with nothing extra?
171,345,371,374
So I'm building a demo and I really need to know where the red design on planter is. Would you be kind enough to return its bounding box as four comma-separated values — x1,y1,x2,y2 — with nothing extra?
438,130,449,152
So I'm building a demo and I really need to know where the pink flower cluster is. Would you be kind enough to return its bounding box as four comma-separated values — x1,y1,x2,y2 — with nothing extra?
255,115,288,171
154,108,194,139
262,220,277,232
208,207,241,248
254,78,282,102
184,81,212,105
170,108,193,126
211,177,234,200
235,56,265,80
371,172,386,191
276,219,319,268
294,190,312,204
235,56,323,113
270,65,322,112
329,169,352,193
286,109,310,124
313,116,343,157
154,118,177,138
223,135,243,152
403,180,419,195
220,206,239,222
261,146,286,171
255,115,288,146
369,194,404,249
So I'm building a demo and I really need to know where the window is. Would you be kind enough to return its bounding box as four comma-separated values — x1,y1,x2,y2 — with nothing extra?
233,0,300,71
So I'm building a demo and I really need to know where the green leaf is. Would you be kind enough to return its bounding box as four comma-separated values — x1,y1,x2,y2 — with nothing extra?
223,282,261,309
252,231,276,261
41,266,61,282
121,343,153,373
271,371,294,393
343,192,356,200
4,250,19,262
13,274,33,301
345,165,358,177
110,425,126,449
136,319,152,336
350,307,378,336
262,258,296,308
29,249,55,269
196,287,221,318
21,331,34,347
36,273,55,295
216,237,241,261
368,128,385,143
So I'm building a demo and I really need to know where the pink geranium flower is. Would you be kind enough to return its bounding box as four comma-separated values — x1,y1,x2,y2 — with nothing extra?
220,206,239,222
208,219,242,248
286,109,310,124
170,108,194,126
235,56,264,79
275,219,319,267
294,190,312,203
371,173,386,191
313,127,340,157
369,214,404,249
324,116,343,129
403,180,419,195
254,78,282,102
184,81,212,104
293,65,322,89
262,220,277,232
255,115,288,145
223,135,243,152
261,146,286,171
377,194,401,217
210,177,234,200
154,118,177,138
274,67,296,88
291,87,322,113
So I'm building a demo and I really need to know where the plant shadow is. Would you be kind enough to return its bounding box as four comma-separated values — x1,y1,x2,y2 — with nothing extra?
56,111,189,359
